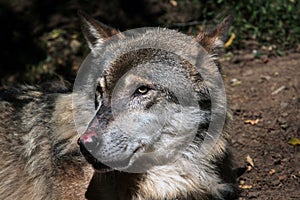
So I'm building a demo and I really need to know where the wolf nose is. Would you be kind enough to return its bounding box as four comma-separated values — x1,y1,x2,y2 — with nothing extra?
78,130,99,151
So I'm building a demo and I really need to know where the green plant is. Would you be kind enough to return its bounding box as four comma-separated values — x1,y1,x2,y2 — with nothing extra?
177,0,300,49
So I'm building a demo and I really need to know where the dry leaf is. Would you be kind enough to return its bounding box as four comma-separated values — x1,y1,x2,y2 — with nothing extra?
288,137,300,146
225,33,236,48
239,185,252,189
246,155,254,167
244,119,260,125
271,85,285,95
246,165,253,172
269,169,276,175
230,78,241,86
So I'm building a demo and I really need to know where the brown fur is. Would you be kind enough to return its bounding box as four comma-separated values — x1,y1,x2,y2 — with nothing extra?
0,85,94,199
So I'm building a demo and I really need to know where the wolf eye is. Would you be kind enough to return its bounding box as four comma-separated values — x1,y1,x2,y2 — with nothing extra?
134,85,150,95
95,82,103,110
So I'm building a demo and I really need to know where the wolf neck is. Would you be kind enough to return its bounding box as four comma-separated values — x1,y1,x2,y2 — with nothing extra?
87,158,214,200
86,130,232,200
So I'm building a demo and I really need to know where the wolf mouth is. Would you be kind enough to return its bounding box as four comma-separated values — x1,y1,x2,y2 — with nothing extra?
78,138,114,172
78,137,144,172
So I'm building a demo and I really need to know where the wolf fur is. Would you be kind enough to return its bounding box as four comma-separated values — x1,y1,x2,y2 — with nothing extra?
0,12,238,200
78,12,238,200
0,84,94,200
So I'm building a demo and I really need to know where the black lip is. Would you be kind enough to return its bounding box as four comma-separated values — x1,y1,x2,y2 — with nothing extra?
78,137,143,171
78,138,112,171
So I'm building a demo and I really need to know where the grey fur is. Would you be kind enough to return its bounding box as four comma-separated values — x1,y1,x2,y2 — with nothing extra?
0,84,94,200
78,13,238,200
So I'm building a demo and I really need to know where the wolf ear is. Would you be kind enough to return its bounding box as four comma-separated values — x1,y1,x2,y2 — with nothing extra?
195,16,233,55
78,10,119,52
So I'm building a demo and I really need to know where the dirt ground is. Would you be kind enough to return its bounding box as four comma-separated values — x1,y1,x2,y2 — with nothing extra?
223,52,300,199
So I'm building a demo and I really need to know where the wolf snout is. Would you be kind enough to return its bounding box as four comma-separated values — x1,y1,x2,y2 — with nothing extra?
77,133,113,171
78,129,99,152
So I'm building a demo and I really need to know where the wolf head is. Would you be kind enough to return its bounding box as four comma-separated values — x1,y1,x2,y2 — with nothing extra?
77,11,232,173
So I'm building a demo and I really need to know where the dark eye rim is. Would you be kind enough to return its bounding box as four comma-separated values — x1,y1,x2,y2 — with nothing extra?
95,82,103,109
134,85,151,96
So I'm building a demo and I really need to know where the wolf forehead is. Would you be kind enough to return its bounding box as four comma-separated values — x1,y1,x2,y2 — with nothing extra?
100,49,202,91
88,28,211,86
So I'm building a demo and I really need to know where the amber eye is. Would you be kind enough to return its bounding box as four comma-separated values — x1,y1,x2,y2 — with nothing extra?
135,85,150,95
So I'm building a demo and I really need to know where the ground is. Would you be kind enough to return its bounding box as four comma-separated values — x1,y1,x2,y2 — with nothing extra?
223,51,300,199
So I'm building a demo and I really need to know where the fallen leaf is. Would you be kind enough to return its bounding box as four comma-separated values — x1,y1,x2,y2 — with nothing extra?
288,137,300,146
225,33,236,48
245,155,254,172
244,119,260,125
246,165,253,172
239,185,252,189
269,169,276,175
230,78,241,86
246,155,254,166
271,85,285,95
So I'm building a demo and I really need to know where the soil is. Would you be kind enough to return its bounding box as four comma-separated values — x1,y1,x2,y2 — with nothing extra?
223,52,300,199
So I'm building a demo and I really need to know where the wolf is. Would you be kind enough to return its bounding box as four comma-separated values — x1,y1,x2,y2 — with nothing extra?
0,83,94,199
77,12,238,200
0,12,238,200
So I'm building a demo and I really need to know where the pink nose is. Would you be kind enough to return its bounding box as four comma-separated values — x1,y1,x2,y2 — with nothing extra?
77,129,99,152
80,130,97,144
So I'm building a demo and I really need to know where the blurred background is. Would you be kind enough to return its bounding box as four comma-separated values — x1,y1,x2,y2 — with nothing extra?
0,0,299,85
